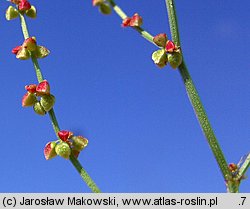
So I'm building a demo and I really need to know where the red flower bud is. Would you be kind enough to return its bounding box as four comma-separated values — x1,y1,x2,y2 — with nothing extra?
44,142,57,160
166,40,176,53
228,163,238,173
129,13,143,27
122,17,131,27
12,46,22,55
19,0,31,11
25,84,37,93
58,130,70,142
36,80,50,96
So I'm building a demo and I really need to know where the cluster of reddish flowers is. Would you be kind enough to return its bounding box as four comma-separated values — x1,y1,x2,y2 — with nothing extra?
6,0,36,20
22,80,55,115
11,0,31,11
152,33,182,69
12,37,50,60
44,130,88,160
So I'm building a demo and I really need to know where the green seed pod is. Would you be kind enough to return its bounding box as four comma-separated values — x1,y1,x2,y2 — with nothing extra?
55,142,71,159
152,49,168,68
40,94,55,112
16,47,30,60
22,92,37,107
99,3,112,15
6,6,19,21
34,46,50,59
72,136,88,152
33,101,46,116
167,52,182,69
25,5,37,18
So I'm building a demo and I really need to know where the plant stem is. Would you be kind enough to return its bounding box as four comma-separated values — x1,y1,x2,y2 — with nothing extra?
18,13,101,193
165,0,234,190
109,0,127,19
69,155,101,193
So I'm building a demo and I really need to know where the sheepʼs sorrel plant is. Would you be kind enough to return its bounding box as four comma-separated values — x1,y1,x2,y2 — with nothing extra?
4,0,250,192
5,0,100,193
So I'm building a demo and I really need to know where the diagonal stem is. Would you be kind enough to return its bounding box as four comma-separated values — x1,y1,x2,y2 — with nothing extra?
18,12,101,193
165,0,236,191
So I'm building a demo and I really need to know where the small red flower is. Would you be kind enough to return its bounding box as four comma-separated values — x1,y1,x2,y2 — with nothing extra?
122,17,131,27
12,46,22,55
122,13,143,27
19,0,31,11
228,163,238,173
58,130,70,142
129,13,143,27
25,84,37,93
36,80,50,96
166,40,176,53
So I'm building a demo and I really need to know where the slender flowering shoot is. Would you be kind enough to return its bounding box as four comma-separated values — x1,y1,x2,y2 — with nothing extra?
4,0,101,193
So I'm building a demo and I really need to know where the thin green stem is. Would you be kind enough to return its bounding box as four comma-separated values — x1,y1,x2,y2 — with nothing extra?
165,0,234,190
19,12,29,39
31,54,44,82
69,155,101,193
48,109,60,134
178,61,231,181
18,12,101,193
109,0,127,19
165,0,180,46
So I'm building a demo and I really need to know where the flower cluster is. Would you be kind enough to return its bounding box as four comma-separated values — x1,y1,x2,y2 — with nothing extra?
6,0,36,20
92,0,111,15
122,13,143,27
152,33,182,69
44,130,88,160
22,80,55,116
12,37,50,60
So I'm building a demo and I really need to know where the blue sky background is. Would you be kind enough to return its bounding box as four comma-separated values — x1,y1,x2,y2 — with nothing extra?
0,0,250,192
